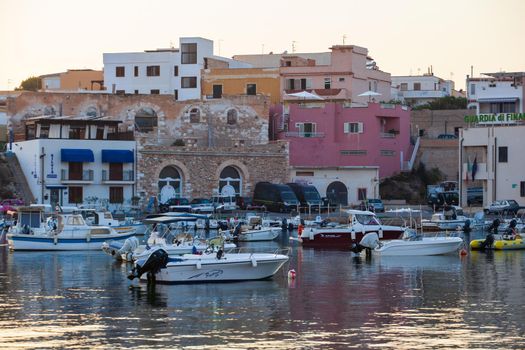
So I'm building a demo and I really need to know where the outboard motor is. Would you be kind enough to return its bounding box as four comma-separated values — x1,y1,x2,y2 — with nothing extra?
281,218,288,231
480,219,500,250
351,232,380,254
232,223,242,238
218,221,229,231
128,247,169,282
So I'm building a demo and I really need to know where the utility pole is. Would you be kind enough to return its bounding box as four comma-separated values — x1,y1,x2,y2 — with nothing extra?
292,41,297,53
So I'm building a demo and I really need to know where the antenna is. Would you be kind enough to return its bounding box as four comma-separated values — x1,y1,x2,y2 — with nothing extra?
343,34,347,45
292,41,297,53
169,40,175,49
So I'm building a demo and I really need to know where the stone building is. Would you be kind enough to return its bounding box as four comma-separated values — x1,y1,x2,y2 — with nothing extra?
7,92,289,205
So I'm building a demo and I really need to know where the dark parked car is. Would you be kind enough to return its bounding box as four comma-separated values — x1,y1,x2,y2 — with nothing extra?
159,197,190,213
467,187,483,206
427,191,459,210
484,200,521,215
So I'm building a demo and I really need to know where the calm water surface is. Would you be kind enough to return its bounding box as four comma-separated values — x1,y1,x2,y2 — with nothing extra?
1,231,525,349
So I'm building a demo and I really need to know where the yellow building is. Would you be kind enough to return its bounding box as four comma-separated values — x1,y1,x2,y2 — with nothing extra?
201,67,281,105
41,69,104,91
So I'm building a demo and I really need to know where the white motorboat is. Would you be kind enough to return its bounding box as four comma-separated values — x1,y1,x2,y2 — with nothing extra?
231,216,281,242
127,246,289,283
358,232,464,256
102,215,235,261
7,206,135,251
421,206,471,231
77,208,146,235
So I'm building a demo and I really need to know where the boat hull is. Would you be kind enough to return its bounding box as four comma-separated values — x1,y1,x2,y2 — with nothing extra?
140,253,289,283
236,228,281,242
470,238,525,250
374,237,463,256
300,227,405,249
8,232,136,251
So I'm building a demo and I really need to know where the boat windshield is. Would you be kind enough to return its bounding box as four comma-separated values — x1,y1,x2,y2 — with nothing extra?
355,214,380,225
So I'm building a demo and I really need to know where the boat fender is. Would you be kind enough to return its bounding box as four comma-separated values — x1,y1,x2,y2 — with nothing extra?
53,235,58,245
86,232,91,243
288,269,296,279
351,231,356,240
378,227,383,239
196,260,202,269
251,257,257,267
308,229,314,240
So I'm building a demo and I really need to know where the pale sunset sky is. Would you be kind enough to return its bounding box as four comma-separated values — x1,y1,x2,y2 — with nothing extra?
1,0,524,91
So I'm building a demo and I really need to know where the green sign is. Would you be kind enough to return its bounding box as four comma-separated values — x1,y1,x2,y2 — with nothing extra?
464,113,525,123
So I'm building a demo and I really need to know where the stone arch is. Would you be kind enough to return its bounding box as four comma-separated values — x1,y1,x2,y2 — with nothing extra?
85,106,98,117
154,159,191,203
189,107,201,123
120,102,165,133
326,181,348,206
215,160,250,196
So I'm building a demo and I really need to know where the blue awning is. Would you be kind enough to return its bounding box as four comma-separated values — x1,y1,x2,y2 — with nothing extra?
477,97,518,103
61,149,94,162
101,149,134,163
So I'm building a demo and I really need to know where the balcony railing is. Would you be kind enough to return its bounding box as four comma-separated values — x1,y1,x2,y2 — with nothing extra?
61,169,94,182
284,132,325,138
101,170,135,182
380,132,397,138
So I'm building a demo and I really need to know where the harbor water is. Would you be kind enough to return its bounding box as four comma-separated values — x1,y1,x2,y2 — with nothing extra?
1,230,525,349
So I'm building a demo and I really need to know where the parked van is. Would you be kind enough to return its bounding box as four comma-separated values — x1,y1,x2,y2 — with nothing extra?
252,182,300,213
287,183,323,209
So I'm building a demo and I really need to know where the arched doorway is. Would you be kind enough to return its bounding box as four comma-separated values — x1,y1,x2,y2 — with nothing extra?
219,166,241,196
326,181,348,206
158,166,182,203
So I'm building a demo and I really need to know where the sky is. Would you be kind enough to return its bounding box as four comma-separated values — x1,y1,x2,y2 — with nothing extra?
1,0,524,91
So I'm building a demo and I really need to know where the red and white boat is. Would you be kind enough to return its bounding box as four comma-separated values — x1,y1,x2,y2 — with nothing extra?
299,209,408,249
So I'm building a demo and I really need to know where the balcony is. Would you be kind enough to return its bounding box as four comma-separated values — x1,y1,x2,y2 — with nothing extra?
462,162,488,181
61,169,94,183
284,132,325,138
101,170,135,184
399,90,448,99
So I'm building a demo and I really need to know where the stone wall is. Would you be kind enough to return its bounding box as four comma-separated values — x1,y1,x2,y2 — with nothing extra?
418,139,459,181
138,142,289,199
411,109,469,138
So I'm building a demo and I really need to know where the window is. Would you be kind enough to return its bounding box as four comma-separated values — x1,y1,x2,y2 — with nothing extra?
134,90,139,94
116,90,125,95
381,150,395,156
174,65,179,76
69,125,86,139
490,102,516,113
68,186,83,204
499,146,508,163
400,83,408,91
340,150,367,155
324,78,331,89
68,162,83,180
146,65,160,76
246,84,256,95
181,77,197,88
286,79,295,90
212,85,222,98
135,107,158,132
150,89,160,94
181,43,197,64
343,122,363,134
339,77,345,82
357,188,367,201
39,125,50,139
115,66,125,77
189,108,200,123
521,181,525,197
227,109,238,125
109,187,124,203
470,84,476,95
413,82,421,91
285,61,291,67
109,163,123,181
134,66,138,77
296,171,314,176
296,122,316,137
219,166,241,196
174,89,178,100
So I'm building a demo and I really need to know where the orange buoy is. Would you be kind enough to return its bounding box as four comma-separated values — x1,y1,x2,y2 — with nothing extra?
298,224,304,237
288,269,296,279
459,248,468,257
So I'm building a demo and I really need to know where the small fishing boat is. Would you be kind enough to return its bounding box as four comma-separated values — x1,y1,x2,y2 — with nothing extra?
7,206,134,251
421,206,471,231
231,216,281,242
358,232,464,256
77,208,146,235
102,215,235,261
127,246,289,284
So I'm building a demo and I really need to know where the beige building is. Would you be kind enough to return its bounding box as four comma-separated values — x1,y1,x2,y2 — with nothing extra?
40,69,104,91
460,120,525,207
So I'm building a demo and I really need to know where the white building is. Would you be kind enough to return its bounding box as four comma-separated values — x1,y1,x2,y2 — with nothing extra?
12,116,136,211
467,72,525,114
459,121,525,207
103,37,251,100
391,74,455,106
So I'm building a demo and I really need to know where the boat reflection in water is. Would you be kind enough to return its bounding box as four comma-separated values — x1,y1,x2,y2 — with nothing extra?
1,229,525,348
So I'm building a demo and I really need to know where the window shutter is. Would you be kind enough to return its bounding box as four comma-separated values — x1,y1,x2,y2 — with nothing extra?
358,122,364,133
343,122,349,134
